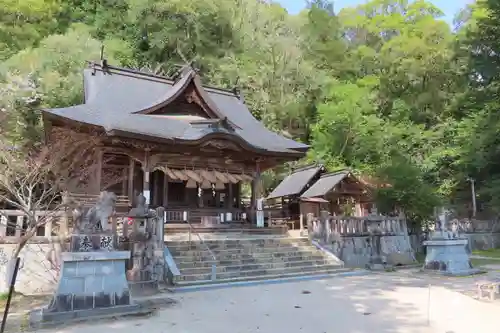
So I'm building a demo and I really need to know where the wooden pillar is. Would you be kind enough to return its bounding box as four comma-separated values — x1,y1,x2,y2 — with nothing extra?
184,185,190,205
250,179,256,211
152,171,161,207
128,157,135,206
227,183,233,209
163,172,169,208
149,171,158,206
143,150,151,205
121,167,127,196
96,149,103,193
251,166,262,225
236,183,241,209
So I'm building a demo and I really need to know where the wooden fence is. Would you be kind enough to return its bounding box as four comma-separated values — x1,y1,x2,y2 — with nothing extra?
0,209,66,241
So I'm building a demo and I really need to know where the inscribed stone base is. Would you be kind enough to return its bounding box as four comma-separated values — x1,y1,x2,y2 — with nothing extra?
70,234,116,252
423,239,481,276
37,251,141,324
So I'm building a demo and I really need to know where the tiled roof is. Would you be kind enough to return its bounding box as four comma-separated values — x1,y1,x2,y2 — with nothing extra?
267,164,324,199
42,62,309,156
300,170,350,198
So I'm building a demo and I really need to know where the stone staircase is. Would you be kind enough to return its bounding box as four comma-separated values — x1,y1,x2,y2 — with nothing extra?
166,236,348,286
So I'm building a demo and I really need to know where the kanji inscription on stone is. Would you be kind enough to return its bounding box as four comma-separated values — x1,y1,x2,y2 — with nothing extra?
79,235,93,252
100,235,113,251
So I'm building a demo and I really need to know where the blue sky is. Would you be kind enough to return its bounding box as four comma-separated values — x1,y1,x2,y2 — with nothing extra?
276,0,473,25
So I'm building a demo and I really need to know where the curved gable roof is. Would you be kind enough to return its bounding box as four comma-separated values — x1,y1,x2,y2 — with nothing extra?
45,62,308,156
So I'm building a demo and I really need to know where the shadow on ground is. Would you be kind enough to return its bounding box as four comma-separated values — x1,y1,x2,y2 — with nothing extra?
23,273,444,333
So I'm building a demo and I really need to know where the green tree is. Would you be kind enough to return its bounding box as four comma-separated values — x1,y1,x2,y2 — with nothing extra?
0,0,64,60
0,25,135,146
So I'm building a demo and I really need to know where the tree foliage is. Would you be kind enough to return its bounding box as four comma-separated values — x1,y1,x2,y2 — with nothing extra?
1,0,499,223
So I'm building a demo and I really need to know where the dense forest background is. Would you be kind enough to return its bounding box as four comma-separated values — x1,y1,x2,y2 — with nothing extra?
1,0,500,223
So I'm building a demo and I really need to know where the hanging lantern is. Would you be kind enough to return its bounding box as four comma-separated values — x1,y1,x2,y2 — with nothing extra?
200,179,211,189
214,181,225,190
186,179,197,188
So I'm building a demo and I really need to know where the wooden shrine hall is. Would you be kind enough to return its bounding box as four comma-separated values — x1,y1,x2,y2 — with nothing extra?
41,61,308,225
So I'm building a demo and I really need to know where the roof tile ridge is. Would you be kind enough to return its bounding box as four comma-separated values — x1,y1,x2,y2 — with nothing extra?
203,85,239,97
86,61,174,82
87,61,240,97
292,163,323,173
320,169,349,178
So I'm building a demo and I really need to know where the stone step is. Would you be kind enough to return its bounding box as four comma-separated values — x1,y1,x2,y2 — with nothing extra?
167,243,312,253
175,253,335,268
175,253,335,269
166,236,308,243
168,244,313,254
168,245,319,257
166,235,346,287
176,263,344,283
173,267,352,287
171,249,325,262
165,237,310,249
179,258,336,275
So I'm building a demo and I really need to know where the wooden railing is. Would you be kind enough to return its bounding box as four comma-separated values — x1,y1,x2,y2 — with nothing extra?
68,192,130,211
0,209,66,240
163,208,246,224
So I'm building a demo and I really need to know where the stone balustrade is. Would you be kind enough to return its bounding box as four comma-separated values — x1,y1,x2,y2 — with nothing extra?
0,209,66,242
448,218,500,233
307,213,409,242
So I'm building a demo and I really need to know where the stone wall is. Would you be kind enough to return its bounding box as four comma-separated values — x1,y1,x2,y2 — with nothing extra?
323,235,415,267
463,233,500,252
308,213,500,268
308,213,416,267
321,232,500,268
0,242,62,294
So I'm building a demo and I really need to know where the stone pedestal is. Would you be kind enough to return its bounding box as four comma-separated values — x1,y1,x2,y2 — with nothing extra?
39,251,139,323
70,233,116,252
365,220,393,271
423,238,481,276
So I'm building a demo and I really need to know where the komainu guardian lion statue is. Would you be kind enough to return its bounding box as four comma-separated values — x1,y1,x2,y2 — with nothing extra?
73,191,117,233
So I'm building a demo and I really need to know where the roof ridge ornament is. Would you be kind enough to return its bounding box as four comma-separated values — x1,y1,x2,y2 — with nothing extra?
99,44,110,74
232,76,245,102
90,61,97,76
170,60,199,82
